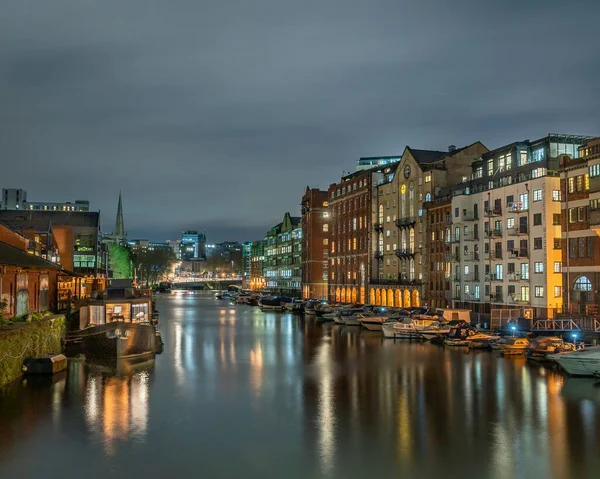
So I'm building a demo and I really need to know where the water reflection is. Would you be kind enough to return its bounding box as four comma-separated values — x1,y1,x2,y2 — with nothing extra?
82,358,153,455
1,296,600,479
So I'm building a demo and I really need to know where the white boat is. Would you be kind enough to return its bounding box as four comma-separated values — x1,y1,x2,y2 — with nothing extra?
444,329,500,347
549,346,600,376
358,314,387,331
417,321,452,341
382,319,421,339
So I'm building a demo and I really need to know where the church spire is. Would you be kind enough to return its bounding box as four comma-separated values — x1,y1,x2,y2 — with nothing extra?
114,191,125,238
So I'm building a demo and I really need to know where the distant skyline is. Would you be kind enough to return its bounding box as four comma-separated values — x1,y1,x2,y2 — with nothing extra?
2,0,599,243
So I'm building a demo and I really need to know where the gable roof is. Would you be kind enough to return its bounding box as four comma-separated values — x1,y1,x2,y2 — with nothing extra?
406,147,448,164
0,241,61,269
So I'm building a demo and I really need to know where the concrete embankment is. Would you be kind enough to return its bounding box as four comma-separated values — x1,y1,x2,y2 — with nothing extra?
0,316,65,388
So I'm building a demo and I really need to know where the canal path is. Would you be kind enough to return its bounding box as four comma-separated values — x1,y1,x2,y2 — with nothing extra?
1,293,600,478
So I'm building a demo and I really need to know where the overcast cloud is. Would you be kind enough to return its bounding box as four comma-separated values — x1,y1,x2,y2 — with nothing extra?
1,0,599,242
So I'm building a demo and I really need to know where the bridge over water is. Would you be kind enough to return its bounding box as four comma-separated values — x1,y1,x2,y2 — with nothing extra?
171,278,243,290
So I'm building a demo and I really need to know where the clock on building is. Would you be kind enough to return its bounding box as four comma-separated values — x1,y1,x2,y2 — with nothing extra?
404,165,411,179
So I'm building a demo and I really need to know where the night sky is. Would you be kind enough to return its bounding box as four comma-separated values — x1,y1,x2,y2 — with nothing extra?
2,0,599,242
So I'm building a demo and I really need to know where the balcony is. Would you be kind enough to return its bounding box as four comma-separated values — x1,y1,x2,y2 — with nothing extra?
448,235,460,244
507,225,528,236
485,207,502,217
445,251,459,262
374,250,383,259
452,274,461,282
462,212,477,221
465,294,481,302
452,292,462,300
508,272,526,282
488,293,503,303
485,228,502,238
509,202,528,213
463,273,479,282
484,273,497,282
484,250,502,260
395,217,416,228
395,248,415,258
464,252,480,261
463,233,478,242
509,294,529,305
519,248,529,258
374,223,384,233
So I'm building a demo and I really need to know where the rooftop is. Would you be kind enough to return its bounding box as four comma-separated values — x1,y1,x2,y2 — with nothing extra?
0,241,62,269
0,210,100,232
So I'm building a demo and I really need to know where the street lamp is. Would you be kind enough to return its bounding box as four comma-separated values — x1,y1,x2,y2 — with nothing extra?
511,325,516,338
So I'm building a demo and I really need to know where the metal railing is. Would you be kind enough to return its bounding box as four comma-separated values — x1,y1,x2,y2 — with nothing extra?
531,319,582,331
395,217,416,228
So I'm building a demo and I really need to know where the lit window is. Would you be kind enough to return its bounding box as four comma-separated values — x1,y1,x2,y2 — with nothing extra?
424,174,431,183
323,224,329,232
533,189,542,202
554,286,561,297
554,262,561,273
535,286,544,298
552,190,561,201
534,262,543,273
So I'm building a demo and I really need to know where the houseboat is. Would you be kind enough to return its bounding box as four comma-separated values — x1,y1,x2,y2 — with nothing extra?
67,281,160,359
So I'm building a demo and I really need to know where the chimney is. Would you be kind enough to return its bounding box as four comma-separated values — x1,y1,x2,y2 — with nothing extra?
448,145,457,152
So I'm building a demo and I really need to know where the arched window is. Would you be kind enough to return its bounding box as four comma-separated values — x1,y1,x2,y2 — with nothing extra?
574,276,592,291
409,259,415,280
401,230,407,250
401,184,407,217
409,182,415,216
409,228,415,251
425,192,431,202
379,204,384,224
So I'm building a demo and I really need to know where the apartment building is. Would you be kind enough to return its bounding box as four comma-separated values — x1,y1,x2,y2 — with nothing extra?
249,239,266,290
263,213,302,296
450,134,590,318
301,187,329,300
560,137,600,314
371,142,487,308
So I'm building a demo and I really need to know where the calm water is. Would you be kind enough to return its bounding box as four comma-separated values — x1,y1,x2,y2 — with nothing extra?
1,293,600,479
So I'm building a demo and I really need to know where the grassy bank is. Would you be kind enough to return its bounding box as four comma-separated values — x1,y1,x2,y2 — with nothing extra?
0,316,66,388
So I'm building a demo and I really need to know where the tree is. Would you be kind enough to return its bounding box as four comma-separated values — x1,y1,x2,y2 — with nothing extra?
132,248,177,286
108,243,133,279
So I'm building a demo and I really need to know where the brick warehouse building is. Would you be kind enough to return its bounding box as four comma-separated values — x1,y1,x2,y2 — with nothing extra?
301,187,329,300
327,168,380,304
560,137,600,315
425,198,452,308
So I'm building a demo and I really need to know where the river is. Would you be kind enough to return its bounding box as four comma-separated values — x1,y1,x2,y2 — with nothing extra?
1,293,600,478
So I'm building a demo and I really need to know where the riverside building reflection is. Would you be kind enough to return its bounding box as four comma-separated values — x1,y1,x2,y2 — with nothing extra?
1,296,600,479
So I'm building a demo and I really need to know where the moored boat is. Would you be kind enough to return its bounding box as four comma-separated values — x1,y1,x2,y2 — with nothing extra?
66,282,159,359
498,337,530,355
549,346,600,376
526,336,577,361
259,296,294,311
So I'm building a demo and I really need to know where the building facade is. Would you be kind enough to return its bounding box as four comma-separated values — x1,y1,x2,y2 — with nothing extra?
560,137,600,315
180,230,206,260
425,199,452,308
448,134,590,318
327,169,376,304
1,188,89,212
249,240,266,290
301,187,329,300
263,213,302,296
371,142,488,309
0,224,61,317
